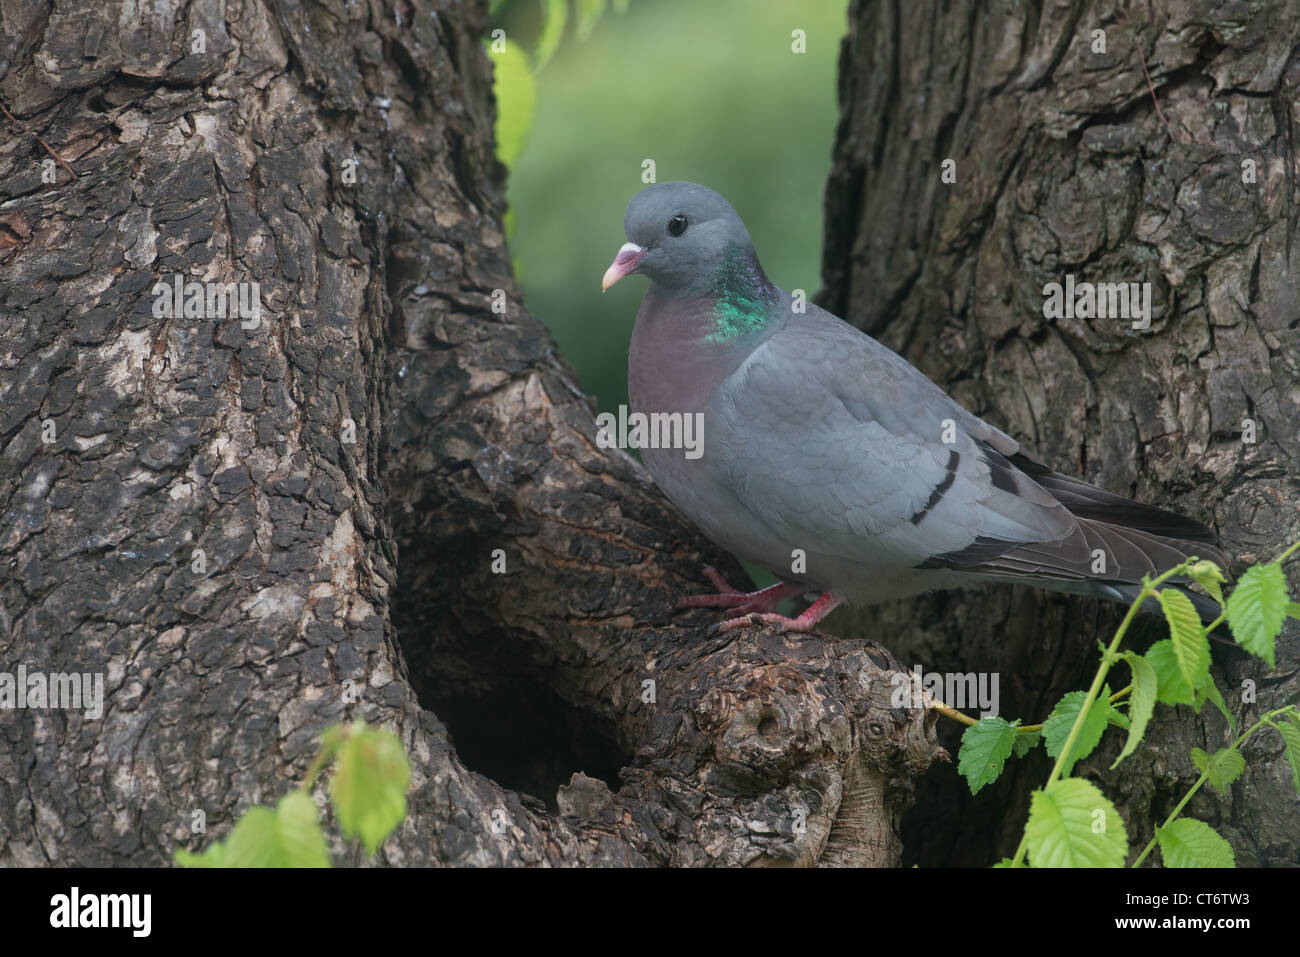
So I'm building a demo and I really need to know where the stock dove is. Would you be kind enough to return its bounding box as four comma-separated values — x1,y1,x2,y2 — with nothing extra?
601,182,1226,632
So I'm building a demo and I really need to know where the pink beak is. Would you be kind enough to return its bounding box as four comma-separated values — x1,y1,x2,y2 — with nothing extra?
602,242,646,292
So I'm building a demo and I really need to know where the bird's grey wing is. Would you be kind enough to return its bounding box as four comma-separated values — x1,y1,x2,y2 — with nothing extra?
709,313,1080,570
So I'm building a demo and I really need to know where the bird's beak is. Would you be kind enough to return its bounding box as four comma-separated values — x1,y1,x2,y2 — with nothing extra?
601,242,646,292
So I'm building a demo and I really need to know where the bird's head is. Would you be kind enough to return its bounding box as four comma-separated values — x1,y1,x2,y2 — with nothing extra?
601,182,757,296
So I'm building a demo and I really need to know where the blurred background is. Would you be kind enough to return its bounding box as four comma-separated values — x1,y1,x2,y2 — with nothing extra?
498,0,850,414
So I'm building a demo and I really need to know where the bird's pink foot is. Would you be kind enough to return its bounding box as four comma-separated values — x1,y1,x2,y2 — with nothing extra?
715,591,843,634
676,566,802,616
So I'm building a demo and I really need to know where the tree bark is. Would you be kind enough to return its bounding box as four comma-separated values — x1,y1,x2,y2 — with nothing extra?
823,0,1300,866
0,0,945,867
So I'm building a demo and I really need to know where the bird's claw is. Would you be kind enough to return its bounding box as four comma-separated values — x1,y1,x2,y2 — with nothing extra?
676,566,799,615
679,566,841,634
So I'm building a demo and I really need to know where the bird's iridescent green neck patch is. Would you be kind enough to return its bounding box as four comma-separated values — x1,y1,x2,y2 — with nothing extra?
701,244,778,344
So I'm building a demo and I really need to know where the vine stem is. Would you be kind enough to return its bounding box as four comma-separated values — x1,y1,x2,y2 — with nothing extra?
929,686,1132,733
928,701,976,726
1002,541,1298,867
300,743,333,793
1010,564,1189,867
299,723,351,792
1131,707,1297,866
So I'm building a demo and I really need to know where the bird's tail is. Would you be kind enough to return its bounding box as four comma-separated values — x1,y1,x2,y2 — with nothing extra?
1064,518,1230,637
925,451,1231,629
1010,455,1229,621
937,514,1230,628
1093,579,1224,627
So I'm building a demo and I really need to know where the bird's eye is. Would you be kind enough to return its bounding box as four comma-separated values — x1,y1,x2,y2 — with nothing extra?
667,214,688,236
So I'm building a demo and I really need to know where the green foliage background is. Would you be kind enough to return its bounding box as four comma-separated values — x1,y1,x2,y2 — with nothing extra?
503,0,849,414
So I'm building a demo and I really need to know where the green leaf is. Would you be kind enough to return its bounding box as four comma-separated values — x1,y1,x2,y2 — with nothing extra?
1024,779,1128,868
534,0,568,71
1186,560,1227,606
1146,639,1194,706
1189,747,1211,775
1286,601,1300,621
1226,562,1288,669
331,725,411,855
1156,818,1235,868
1160,588,1210,688
488,37,538,169
193,795,332,868
1276,713,1300,793
1013,730,1042,758
224,806,280,867
275,792,331,868
993,857,1018,868
1111,652,1157,769
575,0,606,40
1194,671,1234,729
958,717,1018,795
1043,687,1110,777
1190,747,1245,794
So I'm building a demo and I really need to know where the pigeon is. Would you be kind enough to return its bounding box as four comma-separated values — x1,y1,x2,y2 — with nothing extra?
601,182,1228,633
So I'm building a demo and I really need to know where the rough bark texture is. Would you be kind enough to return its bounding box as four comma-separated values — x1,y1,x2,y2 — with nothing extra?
823,0,1300,866
0,0,945,867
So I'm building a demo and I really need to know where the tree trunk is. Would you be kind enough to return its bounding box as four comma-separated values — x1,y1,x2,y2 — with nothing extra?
823,0,1300,866
0,0,944,867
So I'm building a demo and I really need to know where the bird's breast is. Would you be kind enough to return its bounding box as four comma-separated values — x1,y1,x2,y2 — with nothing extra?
627,290,765,418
